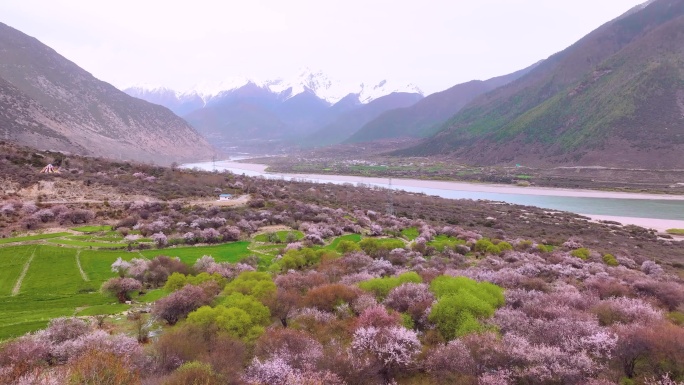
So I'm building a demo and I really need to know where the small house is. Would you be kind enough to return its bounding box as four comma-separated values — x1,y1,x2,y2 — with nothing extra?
218,193,233,201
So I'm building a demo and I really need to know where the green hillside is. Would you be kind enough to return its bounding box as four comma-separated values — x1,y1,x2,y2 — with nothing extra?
400,0,684,168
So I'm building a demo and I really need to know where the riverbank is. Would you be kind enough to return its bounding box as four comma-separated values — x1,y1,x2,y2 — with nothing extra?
583,214,684,235
189,160,684,201
239,153,684,196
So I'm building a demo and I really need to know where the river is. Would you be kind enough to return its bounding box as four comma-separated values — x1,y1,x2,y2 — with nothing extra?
183,160,684,231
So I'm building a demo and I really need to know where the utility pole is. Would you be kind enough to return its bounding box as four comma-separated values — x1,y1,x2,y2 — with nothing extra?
386,178,395,216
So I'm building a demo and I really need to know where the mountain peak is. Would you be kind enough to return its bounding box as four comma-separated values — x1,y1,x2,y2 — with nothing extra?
127,69,423,105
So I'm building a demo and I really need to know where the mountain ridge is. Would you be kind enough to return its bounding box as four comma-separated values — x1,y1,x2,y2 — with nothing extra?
345,62,540,144
397,0,684,169
0,22,214,164
124,68,423,113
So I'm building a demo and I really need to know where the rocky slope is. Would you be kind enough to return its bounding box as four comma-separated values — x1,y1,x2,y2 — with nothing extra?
0,22,214,165
400,0,684,169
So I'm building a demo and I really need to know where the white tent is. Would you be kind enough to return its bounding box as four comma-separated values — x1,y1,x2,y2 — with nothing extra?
40,164,60,174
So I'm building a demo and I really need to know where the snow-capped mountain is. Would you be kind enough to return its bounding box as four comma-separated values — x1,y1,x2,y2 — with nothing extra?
124,85,205,116
261,68,423,104
125,68,423,108
124,69,425,152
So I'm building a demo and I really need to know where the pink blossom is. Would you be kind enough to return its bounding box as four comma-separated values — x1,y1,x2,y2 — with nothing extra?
244,356,295,385
426,339,476,376
384,283,434,313
370,224,383,236
111,257,131,277
641,260,664,276
478,369,513,385
350,326,421,369
293,308,336,323
151,232,168,246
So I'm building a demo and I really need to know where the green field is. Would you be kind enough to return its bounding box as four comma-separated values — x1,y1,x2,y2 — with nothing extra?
0,245,118,339
0,226,371,340
428,235,466,251
0,245,35,295
253,230,304,243
325,233,362,249
47,238,129,249
139,241,252,264
0,232,72,245
70,225,113,233
401,227,419,241
0,240,255,340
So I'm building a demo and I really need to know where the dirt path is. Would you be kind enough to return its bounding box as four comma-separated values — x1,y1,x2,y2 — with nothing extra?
12,246,36,296
44,194,254,208
186,194,251,207
75,250,89,281
247,246,273,256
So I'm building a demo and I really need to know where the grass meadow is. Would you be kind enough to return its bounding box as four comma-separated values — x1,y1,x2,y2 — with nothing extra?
0,234,256,339
0,228,371,340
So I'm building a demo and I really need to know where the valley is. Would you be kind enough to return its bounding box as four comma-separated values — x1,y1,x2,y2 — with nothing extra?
1,1,684,384
2,143,684,384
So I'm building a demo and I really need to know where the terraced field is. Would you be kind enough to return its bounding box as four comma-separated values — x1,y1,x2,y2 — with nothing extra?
0,229,258,339
0,226,376,339
0,244,114,339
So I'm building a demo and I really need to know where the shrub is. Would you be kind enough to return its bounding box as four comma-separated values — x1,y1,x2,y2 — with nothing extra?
151,232,168,247
101,277,142,303
425,340,477,382
163,272,226,292
163,361,223,385
473,238,512,255
350,326,421,382
359,238,405,258
66,349,140,385
384,283,435,327
187,305,264,341
145,256,189,288
254,328,323,370
45,317,90,344
571,248,590,260
603,254,619,266
355,305,402,329
665,228,684,235
223,271,276,301
153,284,213,325
152,324,245,375
537,244,554,253
668,311,684,326
337,240,361,253
303,283,361,312
274,248,326,271
429,276,504,339
221,292,271,326
358,272,422,300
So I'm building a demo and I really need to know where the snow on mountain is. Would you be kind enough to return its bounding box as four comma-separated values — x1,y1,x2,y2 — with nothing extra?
266,69,351,104
125,69,423,106
357,79,423,104
189,76,252,100
265,68,424,104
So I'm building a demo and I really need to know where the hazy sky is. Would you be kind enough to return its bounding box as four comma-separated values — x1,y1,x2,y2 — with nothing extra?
1,0,646,94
